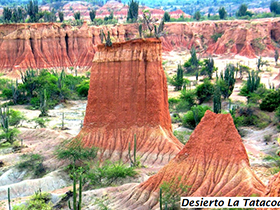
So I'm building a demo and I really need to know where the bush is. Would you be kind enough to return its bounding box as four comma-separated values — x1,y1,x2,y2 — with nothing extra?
9,109,25,127
173,130,191,144
159,177,190,209
195,79,214,104
16,153,46,178
86,161,137,187
260,89,280,111
263,155,280,174
77,80,89,97
13,191,52,210
211,33,223,42
32,117,50,128
182,105,211,129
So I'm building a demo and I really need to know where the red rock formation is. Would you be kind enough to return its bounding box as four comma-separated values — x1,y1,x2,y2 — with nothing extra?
111,111,265,209
0,23,125,76
1,19,280,75
264,172,280,197
76,38,183,165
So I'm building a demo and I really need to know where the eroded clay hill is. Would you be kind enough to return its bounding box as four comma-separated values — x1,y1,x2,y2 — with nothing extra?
1,18,280,75
76,38,183,165
110,111,265,209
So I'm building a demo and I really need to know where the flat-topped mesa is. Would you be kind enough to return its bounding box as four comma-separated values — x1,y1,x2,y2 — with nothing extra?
77,38,183,165
110,111,265,210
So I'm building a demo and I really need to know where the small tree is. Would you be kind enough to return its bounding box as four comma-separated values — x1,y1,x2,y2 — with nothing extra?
237,4,247,17
3,7,12,22
127,0,139,22
58,11,64,22
218,7,227,19
275,49,279,65
270,0,280,14
217,64,236,99
170,65,184,91
26,0,39,22
163,11,170,22
89,10,96,22
194,11,201,21
201,57,216,79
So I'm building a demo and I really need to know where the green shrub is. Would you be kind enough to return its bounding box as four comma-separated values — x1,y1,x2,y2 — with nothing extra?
195,79,214,104
9,109,25,127
159,177,190,209
86,161,137,188
182,105,211,129
32,117,50,128
77,80,89,97
173,130,191,144
263,155,280,174
260,89,280,111
13,191,52,210
16,153,46,178
211,33,223,42
1,88,12,99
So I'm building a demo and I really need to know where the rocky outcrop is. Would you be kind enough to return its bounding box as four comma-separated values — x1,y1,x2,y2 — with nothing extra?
76,38,183,165
264,172,280,197
0,22,125,76
1,18,280,75
110,111,265,209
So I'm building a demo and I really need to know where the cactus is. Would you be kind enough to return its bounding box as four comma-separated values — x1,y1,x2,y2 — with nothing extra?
133,134,137,165
138,24,142,38
0,105,9,142
100,29,104,43
39,89,48,117
68,200,72,209
70,171,83,210
12,79,19,104
73,172,77,210
8,187,11,210
128,134,138,167
105,31,112,47
62,112,65,129
159,188,163,210
78,174,82,210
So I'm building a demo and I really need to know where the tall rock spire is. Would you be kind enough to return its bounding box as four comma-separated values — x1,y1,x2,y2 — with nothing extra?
77,38,183,165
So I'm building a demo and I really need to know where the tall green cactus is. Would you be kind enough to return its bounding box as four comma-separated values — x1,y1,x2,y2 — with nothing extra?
128,134,138,167
68,200,72,209
159,187,163,210
8,187,11,210
105,31,112,47
78,174,82,210
73,173,77,210
62,112,65,129
39,89,48,117
133,134,137,165
138,24,142,38
0,105,9,142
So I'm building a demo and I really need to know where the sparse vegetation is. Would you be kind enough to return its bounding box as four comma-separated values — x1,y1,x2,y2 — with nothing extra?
159,177,190,209
16,153,46,178
13,190,52,210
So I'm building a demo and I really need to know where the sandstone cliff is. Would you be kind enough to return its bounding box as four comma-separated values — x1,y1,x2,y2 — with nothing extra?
76,38,183,165
1,18,280,75
110,111,265,209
